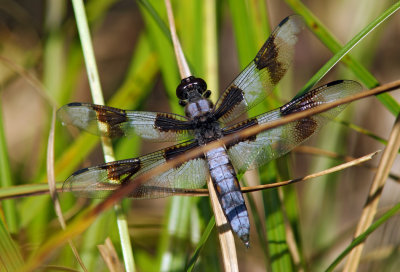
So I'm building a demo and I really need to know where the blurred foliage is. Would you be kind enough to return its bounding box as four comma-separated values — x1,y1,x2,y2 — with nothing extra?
0,0,399,271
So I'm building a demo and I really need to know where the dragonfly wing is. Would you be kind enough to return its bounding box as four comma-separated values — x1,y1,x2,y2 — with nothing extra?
224,80,363,174
214,15,305,123
57,103,194,142
63,141,209,198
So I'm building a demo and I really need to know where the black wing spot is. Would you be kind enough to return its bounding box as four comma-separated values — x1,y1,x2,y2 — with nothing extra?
93,105,128,137
294,117,318,140
164,141,202,161
326,80,344,87
223,118,258,148
254,36,285,85
67,102,83,107
101,160,141,184
71,167,90,176
280,88,321,115
164,141,202,169
278,16,290,27
154,113,194,132
213,85,245,120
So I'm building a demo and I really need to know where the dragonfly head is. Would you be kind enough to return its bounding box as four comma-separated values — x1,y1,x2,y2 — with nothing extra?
176,76,210,106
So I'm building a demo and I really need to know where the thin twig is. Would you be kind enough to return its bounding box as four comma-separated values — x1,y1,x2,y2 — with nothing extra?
3,79,399,203
156,150,378,196
95,81,399,204
4,82,398,201
295,146,400,182
98,238,124,272
0,150,378,199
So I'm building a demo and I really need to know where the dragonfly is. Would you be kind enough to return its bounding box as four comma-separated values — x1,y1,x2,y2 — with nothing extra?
58,15,362,247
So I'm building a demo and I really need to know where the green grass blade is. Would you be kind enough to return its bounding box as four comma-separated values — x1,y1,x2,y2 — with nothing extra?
337,120,389,146
186,216,215,271
140,1,181,112
227,0,258,68
137,0,171,41
70,1,135,270
325,202,400,271
86,0,118,23
244,190,269,255
285,0,378,86
263,189,293,271
49,34,157,180
80,208,117,269
0,218,23,271
158,196,192,271
262,163,293,271
228,2,297,269
0,183,60,199
288,0,400,115
139,2,192,270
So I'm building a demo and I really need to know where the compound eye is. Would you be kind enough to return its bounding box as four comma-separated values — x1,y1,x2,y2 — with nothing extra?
175,76,208,99
176,84,187,100
203,89,211,98
193,78,207,94
176,76,194,100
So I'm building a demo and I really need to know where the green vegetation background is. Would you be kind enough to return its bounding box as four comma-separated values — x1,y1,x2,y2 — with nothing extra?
0,0,400,271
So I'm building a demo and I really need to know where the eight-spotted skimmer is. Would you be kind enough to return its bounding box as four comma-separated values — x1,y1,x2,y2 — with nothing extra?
58,15,362,246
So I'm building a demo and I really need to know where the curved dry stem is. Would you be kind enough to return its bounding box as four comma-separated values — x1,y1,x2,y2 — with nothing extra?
344,113,400,271
46,108,87,271
207,177,239,271
164,0,191,78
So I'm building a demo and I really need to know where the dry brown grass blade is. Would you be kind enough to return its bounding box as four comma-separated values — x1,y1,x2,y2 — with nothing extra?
99,82,398,202
295,146,400,182
175,150,378,196
21,180,145,271
207,177,239,272
19,80,399,270
46,108,88,272
242,150,379,193
164,0,237,269
343,113,400,272
5,82,398,201
2,150,377,200
278,187,304,272
70,1,135,270
121,150,375,197
98,238,124,272
164,0,191,78
21,149,377,270
232,80,400,144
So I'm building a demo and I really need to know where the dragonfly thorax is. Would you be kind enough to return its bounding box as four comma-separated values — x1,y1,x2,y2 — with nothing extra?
191,111,222,145
185,98,214,119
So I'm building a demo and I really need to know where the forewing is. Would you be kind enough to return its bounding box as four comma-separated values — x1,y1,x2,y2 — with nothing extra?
214,15,305,123
224,80,362,174
57,103,194,142
63,141,208,198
